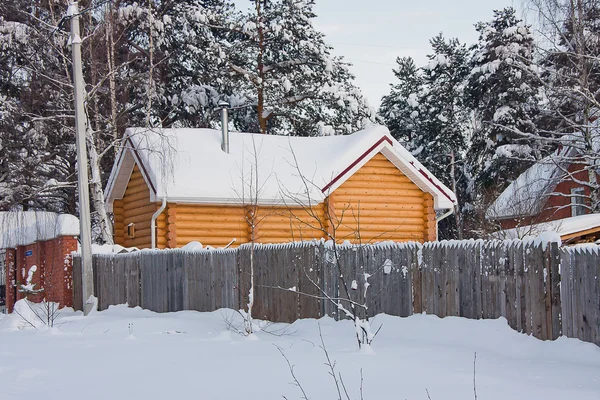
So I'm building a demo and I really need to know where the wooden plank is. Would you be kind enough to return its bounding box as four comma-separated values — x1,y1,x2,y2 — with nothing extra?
480,242,491,319
411,244,422,315
547,242,562,340
498,244,508,320
449,242,460,317
560,248,572,338
503,243,517,331
592,248,600,346
582,248,593,343
438,243,447,318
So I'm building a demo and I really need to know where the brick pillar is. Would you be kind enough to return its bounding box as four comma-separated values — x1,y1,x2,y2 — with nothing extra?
58,236,77,308
5,249,16,313
42,236,77,308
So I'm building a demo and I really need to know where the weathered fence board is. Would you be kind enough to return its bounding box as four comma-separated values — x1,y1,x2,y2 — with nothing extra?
72,240,600,346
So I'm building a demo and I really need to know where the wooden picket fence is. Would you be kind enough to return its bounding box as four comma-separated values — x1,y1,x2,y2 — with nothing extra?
72,240,600,346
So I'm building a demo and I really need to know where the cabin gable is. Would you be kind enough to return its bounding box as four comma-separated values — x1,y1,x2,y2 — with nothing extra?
114,164,163,248
329,153,436,242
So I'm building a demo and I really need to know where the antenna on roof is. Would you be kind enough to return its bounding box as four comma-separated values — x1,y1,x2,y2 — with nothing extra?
219,100,230,154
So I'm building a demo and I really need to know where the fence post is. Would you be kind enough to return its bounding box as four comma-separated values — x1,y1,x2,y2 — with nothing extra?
545,242,562,340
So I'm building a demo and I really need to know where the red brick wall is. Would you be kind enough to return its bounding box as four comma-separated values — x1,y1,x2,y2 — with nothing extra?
4,236,77,313
5,249,16,313
498,162,598,230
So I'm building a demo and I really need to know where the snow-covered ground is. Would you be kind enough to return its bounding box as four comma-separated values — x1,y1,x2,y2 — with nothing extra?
0,304,598,400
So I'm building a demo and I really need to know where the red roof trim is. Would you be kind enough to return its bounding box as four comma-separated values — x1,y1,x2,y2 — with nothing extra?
409,161,455,204
321,136,393,193
127,137,157,195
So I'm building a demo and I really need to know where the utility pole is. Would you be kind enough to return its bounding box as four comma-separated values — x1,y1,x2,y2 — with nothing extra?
68,1,95,315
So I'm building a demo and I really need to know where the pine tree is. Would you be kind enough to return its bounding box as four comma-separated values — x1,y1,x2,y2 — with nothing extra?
466,7,542,192
115,0,234,129
414,34,470,187
533,0,600,213
379,57,423,145
223,0,376,135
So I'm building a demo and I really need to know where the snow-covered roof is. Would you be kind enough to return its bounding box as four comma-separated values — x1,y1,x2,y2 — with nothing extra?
489,120,600,220
497,213,600,241
487,147,576,220
0,212,79,249
105,125,456,210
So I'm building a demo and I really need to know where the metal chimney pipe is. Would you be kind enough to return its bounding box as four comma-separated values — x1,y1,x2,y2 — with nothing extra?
219,101,229,154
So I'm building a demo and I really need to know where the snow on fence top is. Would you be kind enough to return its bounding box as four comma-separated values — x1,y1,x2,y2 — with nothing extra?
105,125,456,210
0,211,79,249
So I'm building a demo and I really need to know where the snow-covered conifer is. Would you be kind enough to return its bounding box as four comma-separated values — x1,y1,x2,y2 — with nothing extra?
379,57,424,145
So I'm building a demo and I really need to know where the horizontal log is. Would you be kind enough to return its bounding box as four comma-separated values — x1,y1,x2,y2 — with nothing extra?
258,221,321,231
175,213,247,223
253,237,315,244
173,221,247,230
339,217,427,227
333,196,425,206
335,224,426,234
130,227,151,237
339,181,419,190
176,236,244,246
124,183,149,196
124,220,151,231
361,161,398,169
333,188,424,198
122,198,154,211
122,190,150,203
353,166,403,176
128,172,146,183
328,202,423,212
255,233,324,242
175,228,247,237
344,172,411,183
174,205,246,214
122,210,155,221
123,236,151,248
329,209,425,219
124,181,148,194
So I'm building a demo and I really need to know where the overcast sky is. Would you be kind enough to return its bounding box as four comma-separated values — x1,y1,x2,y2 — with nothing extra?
234,0,523,109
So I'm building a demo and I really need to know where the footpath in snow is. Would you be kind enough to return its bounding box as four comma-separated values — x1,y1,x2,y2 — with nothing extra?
0,304,598,400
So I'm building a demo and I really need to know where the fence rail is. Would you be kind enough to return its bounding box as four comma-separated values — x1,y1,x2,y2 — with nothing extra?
73,240,600,346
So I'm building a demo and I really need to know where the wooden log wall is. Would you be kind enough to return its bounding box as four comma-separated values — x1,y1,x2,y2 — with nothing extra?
74,240,600,346
329,153,436,243
113,152,442,249
117,165,162,249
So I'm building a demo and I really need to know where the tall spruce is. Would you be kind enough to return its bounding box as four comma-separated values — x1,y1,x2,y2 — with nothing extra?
379,57,423,145
414,34,470,188
466,7,542,194
223,0,376,135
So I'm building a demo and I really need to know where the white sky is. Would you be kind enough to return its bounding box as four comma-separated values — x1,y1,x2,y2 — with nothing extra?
234,0,522,109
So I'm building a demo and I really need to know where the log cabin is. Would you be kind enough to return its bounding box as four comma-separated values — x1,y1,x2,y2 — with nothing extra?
105,124,456,249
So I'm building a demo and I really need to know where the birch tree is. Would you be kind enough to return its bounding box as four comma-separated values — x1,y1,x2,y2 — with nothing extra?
527,0,600,213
